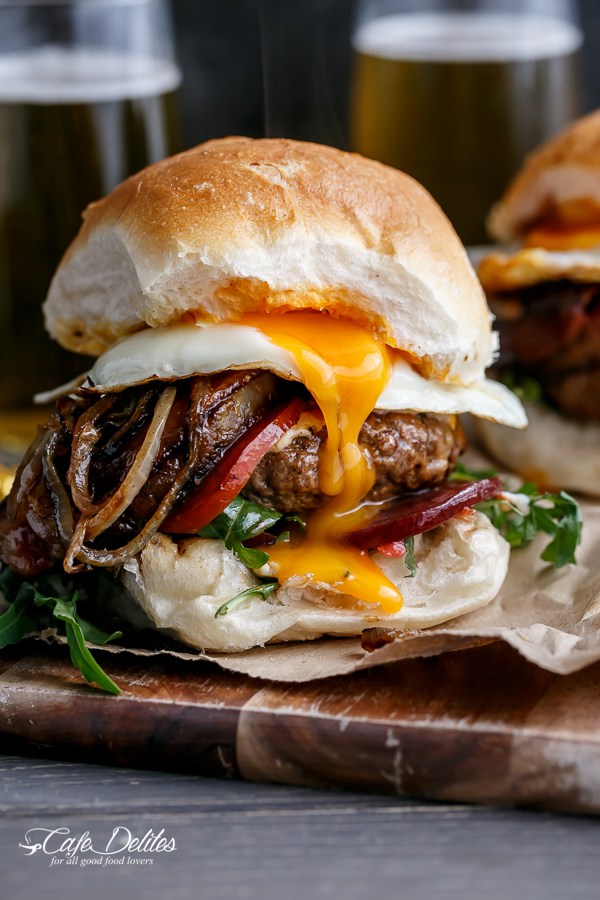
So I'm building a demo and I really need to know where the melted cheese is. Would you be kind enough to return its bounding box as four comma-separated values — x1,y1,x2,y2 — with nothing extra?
241,312,403,613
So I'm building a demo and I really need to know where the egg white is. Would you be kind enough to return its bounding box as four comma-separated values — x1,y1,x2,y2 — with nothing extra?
85,321,526,428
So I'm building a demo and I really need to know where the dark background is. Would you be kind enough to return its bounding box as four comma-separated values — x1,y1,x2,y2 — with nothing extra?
170,0,600,151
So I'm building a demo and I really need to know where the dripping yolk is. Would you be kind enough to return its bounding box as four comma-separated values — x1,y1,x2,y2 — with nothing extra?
240,311,403,614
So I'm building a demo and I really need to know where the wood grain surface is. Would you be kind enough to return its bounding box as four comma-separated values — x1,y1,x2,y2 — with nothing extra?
3,755,600,900
1,641,600,813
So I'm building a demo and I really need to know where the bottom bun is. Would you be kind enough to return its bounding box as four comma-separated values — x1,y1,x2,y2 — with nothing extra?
475,401,600,498
121,511,509,652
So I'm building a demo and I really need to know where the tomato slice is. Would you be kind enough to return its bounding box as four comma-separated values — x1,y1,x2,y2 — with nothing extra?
376,540,407,559
162,396,305,534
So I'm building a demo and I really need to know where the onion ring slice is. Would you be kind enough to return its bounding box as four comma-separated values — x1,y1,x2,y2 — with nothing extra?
43,429,75,547
67,394,117,516
84,385,177,540
63,379,212,572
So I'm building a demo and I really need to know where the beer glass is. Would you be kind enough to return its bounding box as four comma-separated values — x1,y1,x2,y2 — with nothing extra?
350,0,584,245
0,0,180,492
0,0,180,408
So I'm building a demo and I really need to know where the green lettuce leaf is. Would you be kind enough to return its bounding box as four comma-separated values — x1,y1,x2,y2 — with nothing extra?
0,571,122,694
451,466,581,568
198,497,282,568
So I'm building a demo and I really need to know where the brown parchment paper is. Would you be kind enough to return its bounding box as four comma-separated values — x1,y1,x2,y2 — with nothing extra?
199,498,600,679
84,494,600,682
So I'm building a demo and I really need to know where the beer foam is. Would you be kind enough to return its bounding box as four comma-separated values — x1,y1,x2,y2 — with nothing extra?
353,13,583,62
0,47,181,103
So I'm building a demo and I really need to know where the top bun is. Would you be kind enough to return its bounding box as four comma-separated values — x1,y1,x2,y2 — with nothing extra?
488,110,600,242
44,137,492,383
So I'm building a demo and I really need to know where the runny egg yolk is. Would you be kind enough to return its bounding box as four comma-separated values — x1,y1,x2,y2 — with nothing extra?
240,311,404,614
523,224,600,251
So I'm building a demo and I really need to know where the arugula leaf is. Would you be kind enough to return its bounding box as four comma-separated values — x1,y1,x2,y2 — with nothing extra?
75,614,123,646
403,536,416,578
449,460,499,483
0,566,24,602
33,587,122,694
198,497,282,568
0,575,122,694
448,463,582,568
214,581,278,618
536,495,583,568
0,589,39,648
477,487,582,568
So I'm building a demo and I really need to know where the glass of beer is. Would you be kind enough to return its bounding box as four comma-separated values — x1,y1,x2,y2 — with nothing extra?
0,0,181,490
350,0,584,246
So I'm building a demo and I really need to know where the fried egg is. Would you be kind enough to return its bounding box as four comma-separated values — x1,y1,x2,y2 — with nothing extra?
86,319,526,428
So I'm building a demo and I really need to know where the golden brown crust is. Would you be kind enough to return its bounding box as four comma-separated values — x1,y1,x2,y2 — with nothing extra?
488,110,600,242
44,137,493,382
64,137,447,271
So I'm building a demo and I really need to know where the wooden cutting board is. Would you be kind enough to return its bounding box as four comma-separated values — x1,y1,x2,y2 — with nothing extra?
1,640,600,814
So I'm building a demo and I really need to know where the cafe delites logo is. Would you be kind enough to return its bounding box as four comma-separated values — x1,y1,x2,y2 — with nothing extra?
19,826,177,868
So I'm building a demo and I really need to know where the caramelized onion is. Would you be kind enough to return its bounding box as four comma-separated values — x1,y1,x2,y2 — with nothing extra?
106,388,156,449
21,429,63,548
42,429,75,546
5,373,280,577
6,426,50,522
2,425,65,570
67,394,117,515
63,378,213,572
84,386,176,540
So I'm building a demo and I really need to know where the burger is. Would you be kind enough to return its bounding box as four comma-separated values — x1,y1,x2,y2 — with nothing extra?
477,110,600,496
0,137,527,657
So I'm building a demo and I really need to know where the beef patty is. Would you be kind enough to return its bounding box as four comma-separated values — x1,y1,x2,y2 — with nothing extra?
244,411,465,514
0,373,465,577
491,280,600,420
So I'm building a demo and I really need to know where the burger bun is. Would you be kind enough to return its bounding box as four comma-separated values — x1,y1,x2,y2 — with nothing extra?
488,109,600,242
122,512,509,653
475,401,600,498
44,137,493,384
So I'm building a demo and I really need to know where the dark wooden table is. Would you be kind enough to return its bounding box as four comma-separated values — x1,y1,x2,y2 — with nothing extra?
2,754,599,899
